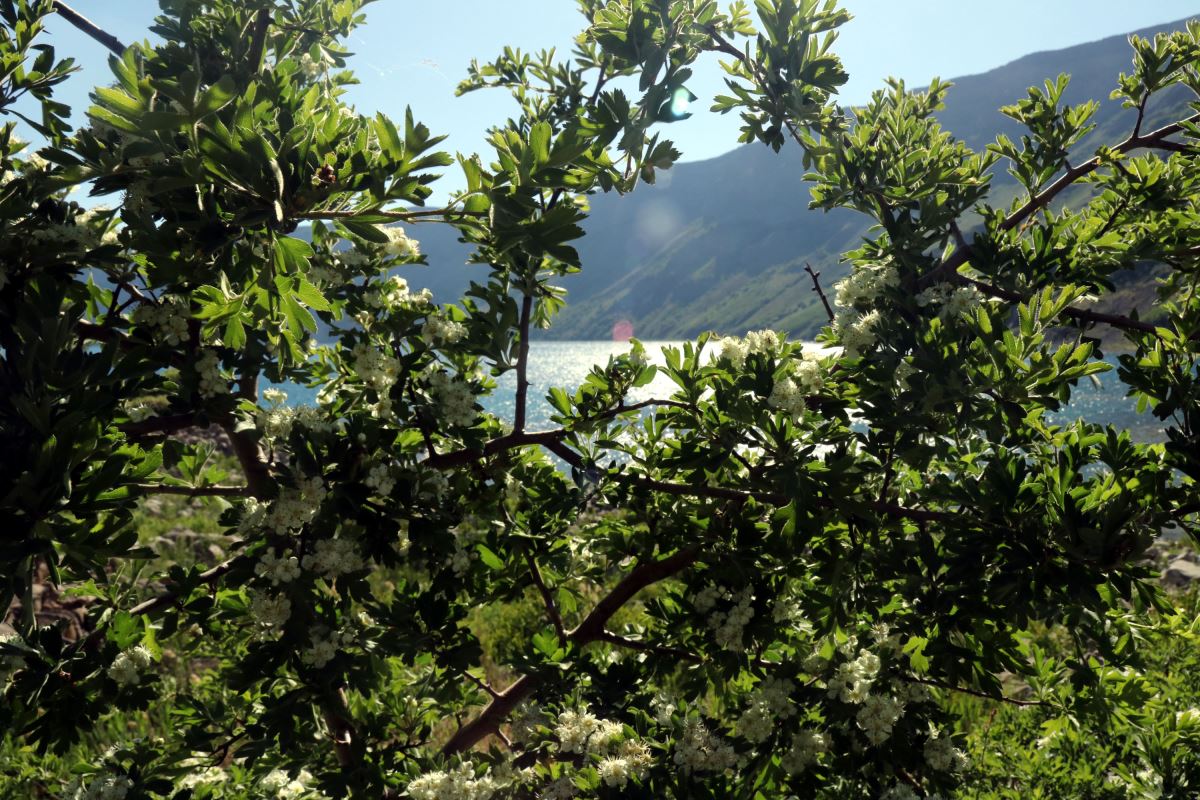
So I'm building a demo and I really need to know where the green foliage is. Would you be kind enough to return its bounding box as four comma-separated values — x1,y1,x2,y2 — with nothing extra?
1,1,1199,799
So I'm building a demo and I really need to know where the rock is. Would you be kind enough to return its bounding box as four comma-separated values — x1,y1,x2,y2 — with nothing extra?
1162,558,1200,588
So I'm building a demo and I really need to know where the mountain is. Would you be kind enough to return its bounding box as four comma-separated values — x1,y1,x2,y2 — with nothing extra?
411,17,1198,341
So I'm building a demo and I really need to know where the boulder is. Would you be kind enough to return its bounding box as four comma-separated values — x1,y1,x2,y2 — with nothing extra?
1162,558,1200,588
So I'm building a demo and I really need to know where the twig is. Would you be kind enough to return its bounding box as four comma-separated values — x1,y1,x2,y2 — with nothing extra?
132,483,251,497
442,546,701,754
51,1,126,56
462,669,502,700
513,294,534,433
903,675,1049,708
596,631,703,664
804,262,835,323
525,552,566,643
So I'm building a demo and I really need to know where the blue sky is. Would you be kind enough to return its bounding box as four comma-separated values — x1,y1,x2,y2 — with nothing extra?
31,1,1200,175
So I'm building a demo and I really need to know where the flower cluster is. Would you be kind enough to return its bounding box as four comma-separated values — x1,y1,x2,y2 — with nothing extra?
780,728,829,774
597,740,653,788
826,647,881,704
260,768,324,799
365,462,396,496
351,342,402,394
382,226,419,258
65,775,134,800
672,718,737,774
427,370,477,427
693,584,755,650
554,708,624,754
365,274,432,311
30,220,99,251
407,763,497,800
836,309,881,358
300,626,355,668
248,591,292,630
923,727,967,772
297,52,327,81
538,776,577,800
916,282,987,321
736,676,796,742
422,314,467,345
856,693,905,745
302,537,364,578
834,262,899,311
133,297,190,345
196,349,229,399
107,645,153,688
265,475,327,534
259,403,333,440
255,548,302,585
717,329,780,370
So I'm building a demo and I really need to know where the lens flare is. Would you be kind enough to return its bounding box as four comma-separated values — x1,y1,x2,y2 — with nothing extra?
669,86,692,118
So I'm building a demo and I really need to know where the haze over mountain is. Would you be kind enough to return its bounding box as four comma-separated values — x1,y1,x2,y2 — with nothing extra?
407,17,1197,341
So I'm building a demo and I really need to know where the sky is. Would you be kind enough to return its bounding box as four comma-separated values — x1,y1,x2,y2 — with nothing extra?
27,1,1200,177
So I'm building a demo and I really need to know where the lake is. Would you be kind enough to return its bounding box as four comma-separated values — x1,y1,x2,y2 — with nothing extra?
283,341,1165,442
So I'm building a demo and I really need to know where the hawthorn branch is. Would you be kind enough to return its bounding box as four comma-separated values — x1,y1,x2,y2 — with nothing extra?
442,547,701,754
513,293,534,433
52,1,126,56
132,483,251,498
804,262,835,324
526,552,566,643
960,275,1159,335
596,631,704,664
903,676,1050,708
295,207,485,223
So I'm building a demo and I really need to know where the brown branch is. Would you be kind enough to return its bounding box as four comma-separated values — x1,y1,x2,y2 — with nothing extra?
960,276,1159,335
442,547,701,754
462,669,502,700
294,207,485,223
903,676,1049,708
245,6,272,71
513,293,534,433
52,1,126,56
321,688,357,768
804,262,835,324
132,483,251,497
924,112,1200,287
525,552,566,643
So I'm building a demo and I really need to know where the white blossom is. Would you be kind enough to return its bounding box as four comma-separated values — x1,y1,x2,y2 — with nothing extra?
856,693,905,745
303,538,364,578
422,314,467,345
427,370,477,427
196,349,229,399
66,775,134,800
382,226,419,258
248,591,291,630
366,275,431,311
672,719,736,774
407,762,497,800
780,728,829,774
133,297,190,345
107,645,153,688
255,548,301,585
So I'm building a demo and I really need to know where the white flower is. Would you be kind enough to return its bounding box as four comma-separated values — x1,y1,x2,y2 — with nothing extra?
366,274,431,311
298,52,324,81
836,309,881,358
261,768,322,799
827,649,881,704
255,548,301,585
924,728,967,772
780,728,829,774
266,476,327,534
302,538,364,578
768,376,806,418
365,463,395,497
133,297,190,345
672,719,736,774
352,342,402,393
555,708,601,754
856,693,904,745
248,591,292,629
381,226,419,258
422,314,467,345
107,645,153,688
834,262,899,311
407,763,497,800
538,776,577,800
196,349,229,399
301,627,354,668
427,370,477,427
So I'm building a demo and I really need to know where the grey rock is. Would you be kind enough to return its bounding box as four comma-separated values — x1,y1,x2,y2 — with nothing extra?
1162,558,1200,587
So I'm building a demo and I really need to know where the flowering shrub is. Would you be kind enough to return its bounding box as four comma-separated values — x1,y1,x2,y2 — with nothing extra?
1,0,1199,798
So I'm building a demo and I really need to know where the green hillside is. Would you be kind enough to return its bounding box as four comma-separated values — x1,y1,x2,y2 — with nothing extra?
412,16,1198,340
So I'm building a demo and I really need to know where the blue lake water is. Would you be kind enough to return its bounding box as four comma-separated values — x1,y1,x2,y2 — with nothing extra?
282,341,1165,442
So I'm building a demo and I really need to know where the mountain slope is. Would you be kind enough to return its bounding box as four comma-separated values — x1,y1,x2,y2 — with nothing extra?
414,17,1197,340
